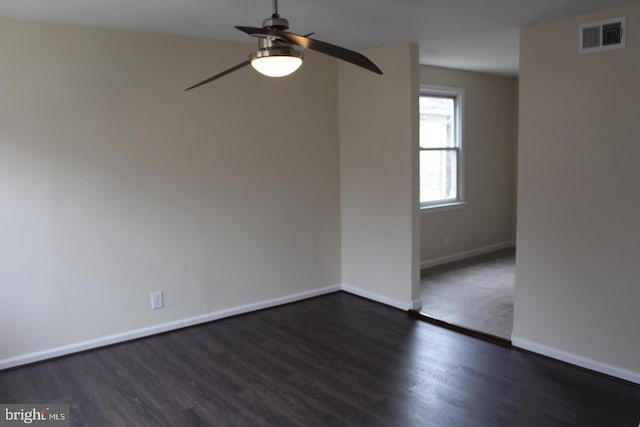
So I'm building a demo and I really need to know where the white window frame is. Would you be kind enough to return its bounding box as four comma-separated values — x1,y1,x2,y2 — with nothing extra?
419,84,465,212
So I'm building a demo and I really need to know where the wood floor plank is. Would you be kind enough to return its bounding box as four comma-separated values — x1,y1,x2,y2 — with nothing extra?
1,292,639,426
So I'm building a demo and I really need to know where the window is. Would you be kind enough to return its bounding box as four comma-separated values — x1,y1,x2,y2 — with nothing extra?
419,86,464,210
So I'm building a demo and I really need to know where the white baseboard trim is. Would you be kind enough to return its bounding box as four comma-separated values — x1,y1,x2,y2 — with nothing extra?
0,284,341,371
421,241,515,270
512,337,640,385
341,284,419,311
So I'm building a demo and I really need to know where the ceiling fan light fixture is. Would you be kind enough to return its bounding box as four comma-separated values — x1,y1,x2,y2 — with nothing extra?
250,48,303,77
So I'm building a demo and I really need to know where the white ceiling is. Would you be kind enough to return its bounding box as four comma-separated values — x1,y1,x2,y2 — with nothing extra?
0,0,635,75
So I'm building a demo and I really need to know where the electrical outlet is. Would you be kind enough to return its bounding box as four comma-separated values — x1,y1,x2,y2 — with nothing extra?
444,235,450,247
151,291,164,310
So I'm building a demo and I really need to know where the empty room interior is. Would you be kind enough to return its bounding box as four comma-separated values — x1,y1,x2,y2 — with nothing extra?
1,0,639,425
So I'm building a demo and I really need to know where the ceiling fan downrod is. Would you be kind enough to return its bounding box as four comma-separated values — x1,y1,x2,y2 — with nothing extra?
263,0,289,30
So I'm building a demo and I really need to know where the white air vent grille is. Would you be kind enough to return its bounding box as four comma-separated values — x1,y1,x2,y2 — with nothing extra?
579,16,626,53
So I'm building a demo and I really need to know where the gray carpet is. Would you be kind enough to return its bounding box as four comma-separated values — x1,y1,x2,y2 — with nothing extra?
420,248,515,339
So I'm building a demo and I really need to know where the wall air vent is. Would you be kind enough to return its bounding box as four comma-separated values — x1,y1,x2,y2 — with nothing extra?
579,16,626,53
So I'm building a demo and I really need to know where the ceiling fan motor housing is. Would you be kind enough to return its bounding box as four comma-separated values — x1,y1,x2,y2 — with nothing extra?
252,22,303,61
262,15,289,30
251,38,303,61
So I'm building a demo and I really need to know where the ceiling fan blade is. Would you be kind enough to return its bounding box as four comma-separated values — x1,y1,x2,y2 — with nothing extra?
235,26,275,37
277,31,383,75
185,60,251,91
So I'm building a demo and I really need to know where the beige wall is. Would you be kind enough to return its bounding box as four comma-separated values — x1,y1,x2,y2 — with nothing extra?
0,18,341,361
338,45,421,308
514,2,640,381
419,66,517,265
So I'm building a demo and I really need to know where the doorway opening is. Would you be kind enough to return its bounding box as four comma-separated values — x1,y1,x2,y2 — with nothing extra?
419,248,515,344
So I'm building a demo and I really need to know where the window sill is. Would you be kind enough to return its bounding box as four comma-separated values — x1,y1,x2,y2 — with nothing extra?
420,201,466,214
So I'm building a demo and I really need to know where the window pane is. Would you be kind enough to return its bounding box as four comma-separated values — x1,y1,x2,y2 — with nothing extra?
420,150,457,203
419,96,455,149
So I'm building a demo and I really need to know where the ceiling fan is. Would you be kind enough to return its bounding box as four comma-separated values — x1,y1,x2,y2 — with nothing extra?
185,0,383,91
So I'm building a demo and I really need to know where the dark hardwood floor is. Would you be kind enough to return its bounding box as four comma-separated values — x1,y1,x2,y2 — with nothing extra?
1,292,639,426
